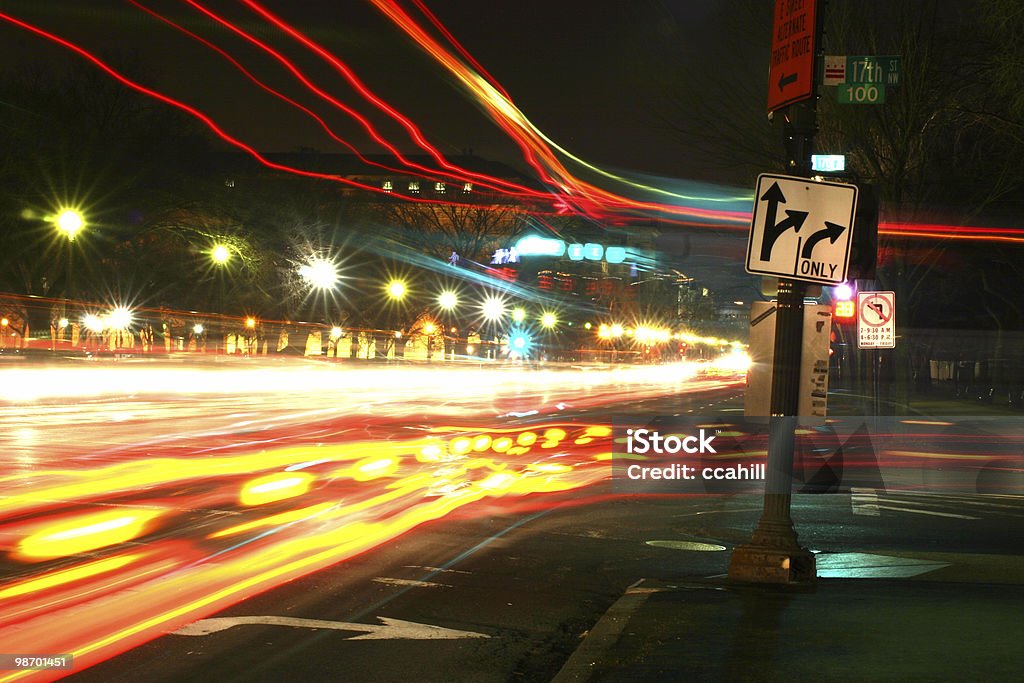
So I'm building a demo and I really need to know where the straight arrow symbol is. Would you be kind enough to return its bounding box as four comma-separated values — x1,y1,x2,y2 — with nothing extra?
174,615,490,640
759,182,808,261
800,221,846,258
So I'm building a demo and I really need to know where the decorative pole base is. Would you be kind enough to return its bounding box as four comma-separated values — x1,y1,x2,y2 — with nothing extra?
728,543,816,584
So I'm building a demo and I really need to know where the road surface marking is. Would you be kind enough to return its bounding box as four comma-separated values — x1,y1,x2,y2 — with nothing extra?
372,577,452,588
873,505,980,520
403,565,471,574
815,552,949,578
174,615,488,640
851,488,880,516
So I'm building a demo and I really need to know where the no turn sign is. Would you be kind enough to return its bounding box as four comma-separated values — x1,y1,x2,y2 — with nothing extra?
857,290,895,348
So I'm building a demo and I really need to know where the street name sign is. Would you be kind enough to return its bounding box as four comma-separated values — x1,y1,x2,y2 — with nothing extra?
745,174,859,284
811,154,846,172
847,55,901,86
768,0,818,112
838,83,886,104
824,55,901,86
857,290,896,348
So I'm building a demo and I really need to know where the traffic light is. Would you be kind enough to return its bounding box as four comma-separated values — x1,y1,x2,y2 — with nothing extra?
848,184,878,279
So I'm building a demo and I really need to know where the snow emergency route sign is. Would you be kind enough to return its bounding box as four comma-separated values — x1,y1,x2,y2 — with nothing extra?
768,0,818,112
857,290,896,349
745,173,858,285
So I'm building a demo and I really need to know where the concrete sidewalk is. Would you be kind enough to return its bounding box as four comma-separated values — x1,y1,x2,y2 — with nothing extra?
553,575,1024,682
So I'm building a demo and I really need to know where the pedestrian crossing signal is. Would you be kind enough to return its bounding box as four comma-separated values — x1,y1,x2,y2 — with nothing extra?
833,299,856,320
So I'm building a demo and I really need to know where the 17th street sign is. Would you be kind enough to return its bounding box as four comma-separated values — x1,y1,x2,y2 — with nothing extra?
745,174,859,284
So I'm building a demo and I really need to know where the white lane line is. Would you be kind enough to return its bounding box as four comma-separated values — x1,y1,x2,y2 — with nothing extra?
873,505,980,520
851,488,880,516
372,577,452,588
882,494,1024,511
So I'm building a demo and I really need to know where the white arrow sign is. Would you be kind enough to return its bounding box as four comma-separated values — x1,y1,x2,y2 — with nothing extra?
746,173,858,284
174,615,490,640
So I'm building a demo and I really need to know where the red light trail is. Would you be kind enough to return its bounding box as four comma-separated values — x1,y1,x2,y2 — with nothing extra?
3,4,1020,240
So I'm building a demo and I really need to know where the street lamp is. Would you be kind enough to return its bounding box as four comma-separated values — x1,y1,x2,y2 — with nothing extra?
108,306,133,330
299,258,339,290
386,279,407,300
211,244,231,265
512,307,526,323
55,209,84,241
540,312,558,329
481,296,505,322
437,291,458,311
53,208,85,306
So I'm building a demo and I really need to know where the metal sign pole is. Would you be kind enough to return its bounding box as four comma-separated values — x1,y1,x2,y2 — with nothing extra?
729,0,822,584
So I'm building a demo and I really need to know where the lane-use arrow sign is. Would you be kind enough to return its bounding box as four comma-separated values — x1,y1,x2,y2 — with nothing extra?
746,174,859,285
800,221,846,258
758,182,808,261
175,615,491,640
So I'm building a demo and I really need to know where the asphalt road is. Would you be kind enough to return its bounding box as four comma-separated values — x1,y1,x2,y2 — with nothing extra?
65,489,1024,683
3,360,1021,682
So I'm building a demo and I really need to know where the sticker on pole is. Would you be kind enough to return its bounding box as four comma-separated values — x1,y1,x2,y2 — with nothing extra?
745,174,858,285
857,290,895,348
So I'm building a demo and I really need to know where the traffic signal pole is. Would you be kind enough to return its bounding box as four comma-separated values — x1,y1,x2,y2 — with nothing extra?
728,3,823,584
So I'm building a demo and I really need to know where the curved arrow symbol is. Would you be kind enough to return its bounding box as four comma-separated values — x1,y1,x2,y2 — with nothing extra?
174,615,490,640
800,221,847,258
759,182,808,261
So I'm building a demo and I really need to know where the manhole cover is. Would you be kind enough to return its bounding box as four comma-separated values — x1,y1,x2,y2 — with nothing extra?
645,540,727,552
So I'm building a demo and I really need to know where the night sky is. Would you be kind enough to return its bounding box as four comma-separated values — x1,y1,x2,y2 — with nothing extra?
0,1,770,181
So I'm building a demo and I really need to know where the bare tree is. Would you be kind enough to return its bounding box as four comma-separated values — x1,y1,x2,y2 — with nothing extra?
380,198,524,264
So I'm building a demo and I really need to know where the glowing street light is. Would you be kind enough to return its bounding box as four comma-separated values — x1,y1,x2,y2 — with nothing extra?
82,314,105,333
211,244,231,265
508,330,532,357
299,258,339,290
386,279,407,300
437,291,458,310
55,209,84,240
423,322,436,335
330,326,343,340
108,306,132,330
540,312,558,329
511,307,526,323
481,296,505,322
193,324,205,335
245,317,257,329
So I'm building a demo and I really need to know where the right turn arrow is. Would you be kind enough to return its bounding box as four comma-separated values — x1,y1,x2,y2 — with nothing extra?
800,221,847,258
